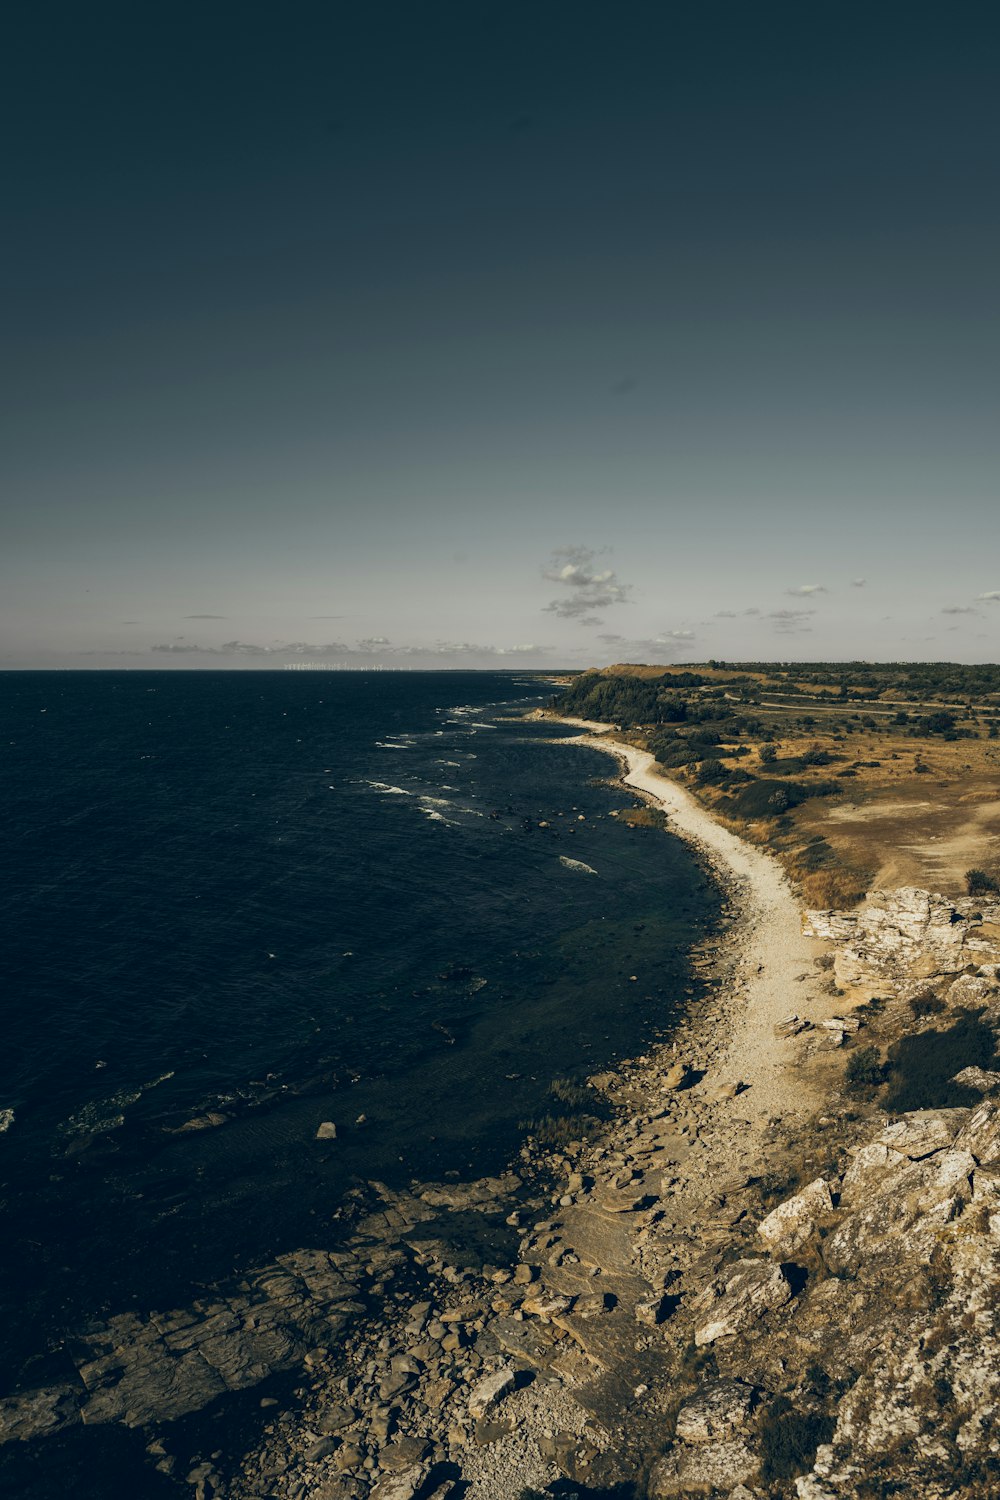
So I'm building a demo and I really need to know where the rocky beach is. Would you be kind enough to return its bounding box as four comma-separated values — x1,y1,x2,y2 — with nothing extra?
5,721,1000,1499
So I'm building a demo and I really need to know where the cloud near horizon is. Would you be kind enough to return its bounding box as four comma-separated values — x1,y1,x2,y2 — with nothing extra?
148,638,548,661
785,584,827,596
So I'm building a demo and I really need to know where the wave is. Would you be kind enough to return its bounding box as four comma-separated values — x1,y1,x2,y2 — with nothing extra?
558,856,598,876
365,781,410,795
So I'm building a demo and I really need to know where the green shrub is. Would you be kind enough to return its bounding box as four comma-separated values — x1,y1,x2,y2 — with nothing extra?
845,1045,884,1090
696,758,729,785
967,868,1000,896
910,990,946,1017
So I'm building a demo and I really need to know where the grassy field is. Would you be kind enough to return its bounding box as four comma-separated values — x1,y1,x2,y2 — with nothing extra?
552,662,1000,908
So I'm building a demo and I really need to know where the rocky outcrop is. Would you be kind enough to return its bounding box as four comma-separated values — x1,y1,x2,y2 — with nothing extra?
804,887,1000,991
0,1249,366,1440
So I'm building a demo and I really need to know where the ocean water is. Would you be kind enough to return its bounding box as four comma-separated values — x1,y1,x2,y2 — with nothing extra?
0,671,718,1475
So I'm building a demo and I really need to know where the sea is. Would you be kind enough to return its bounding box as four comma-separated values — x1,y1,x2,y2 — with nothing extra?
0,670,720,1494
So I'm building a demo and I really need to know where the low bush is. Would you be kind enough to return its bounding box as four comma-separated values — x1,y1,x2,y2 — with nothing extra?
910,990,946,1017
758,1396,837,1484
967,868,1000,896
845,1045,884,1090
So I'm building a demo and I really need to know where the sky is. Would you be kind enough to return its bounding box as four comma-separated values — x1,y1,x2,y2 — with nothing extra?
3,1,1000,669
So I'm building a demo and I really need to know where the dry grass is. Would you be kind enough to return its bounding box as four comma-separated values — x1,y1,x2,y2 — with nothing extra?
683,724,1000,907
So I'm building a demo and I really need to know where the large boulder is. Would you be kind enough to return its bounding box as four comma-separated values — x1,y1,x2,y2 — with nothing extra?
675,1379,759,1443
694,1260,795,1346
955,1099,1000,1165
879,1109,966,1160
757,1179,833,1257
824,1150,975,1276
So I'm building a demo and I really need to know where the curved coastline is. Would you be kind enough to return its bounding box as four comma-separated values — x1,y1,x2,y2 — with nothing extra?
551,714,824,1129
220,714,835,1498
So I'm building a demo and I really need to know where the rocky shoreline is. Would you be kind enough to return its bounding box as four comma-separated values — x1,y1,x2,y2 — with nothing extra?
5,732,1000,1500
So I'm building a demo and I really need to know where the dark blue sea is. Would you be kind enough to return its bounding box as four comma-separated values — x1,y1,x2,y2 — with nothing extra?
0,670,718,1489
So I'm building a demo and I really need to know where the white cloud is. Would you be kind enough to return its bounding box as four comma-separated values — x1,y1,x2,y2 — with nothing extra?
785,584,827,596
977,591,1000,603
542,545,631,620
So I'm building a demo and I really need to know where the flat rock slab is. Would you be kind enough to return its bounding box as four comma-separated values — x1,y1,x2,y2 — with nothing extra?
467,1365,515,1419
694,1260,794,1346
649,1436,759,1495
879,1109,967,1159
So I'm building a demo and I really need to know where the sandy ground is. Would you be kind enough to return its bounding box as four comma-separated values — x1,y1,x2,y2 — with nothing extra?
557,718,826,1124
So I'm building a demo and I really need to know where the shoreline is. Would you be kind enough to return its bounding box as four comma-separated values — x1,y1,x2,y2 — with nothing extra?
551,715,828,1130
218,718,841,1497
2,708,849,1497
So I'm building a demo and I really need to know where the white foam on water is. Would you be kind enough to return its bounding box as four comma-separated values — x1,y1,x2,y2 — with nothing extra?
558,856,598,876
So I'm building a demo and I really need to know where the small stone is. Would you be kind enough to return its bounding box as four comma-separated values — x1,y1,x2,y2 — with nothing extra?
306,1436,339,1462
468,1365,516,1419
316,1121,338,1140
635,1294,671,1326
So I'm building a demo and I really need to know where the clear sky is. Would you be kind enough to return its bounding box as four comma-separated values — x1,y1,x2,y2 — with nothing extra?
3,1,999,668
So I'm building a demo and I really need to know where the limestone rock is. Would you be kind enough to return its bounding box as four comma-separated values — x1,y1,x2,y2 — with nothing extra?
635,1294,672,1326
953,1066,1000,1094
774,1015,811,1038
370,1466,429,1500
674,1379,759,1443
757,1179,833,1256
521,1292,573,1320
649,1437,758,1495
955,1098,1000,1165
879,1108,966,1159
694,1260,795,1345
805,888,993,991
824,1149,975,1276
662,1061,693,1090
316,1121,338,1140
467,1365,515,1419
947,974,1000,1008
